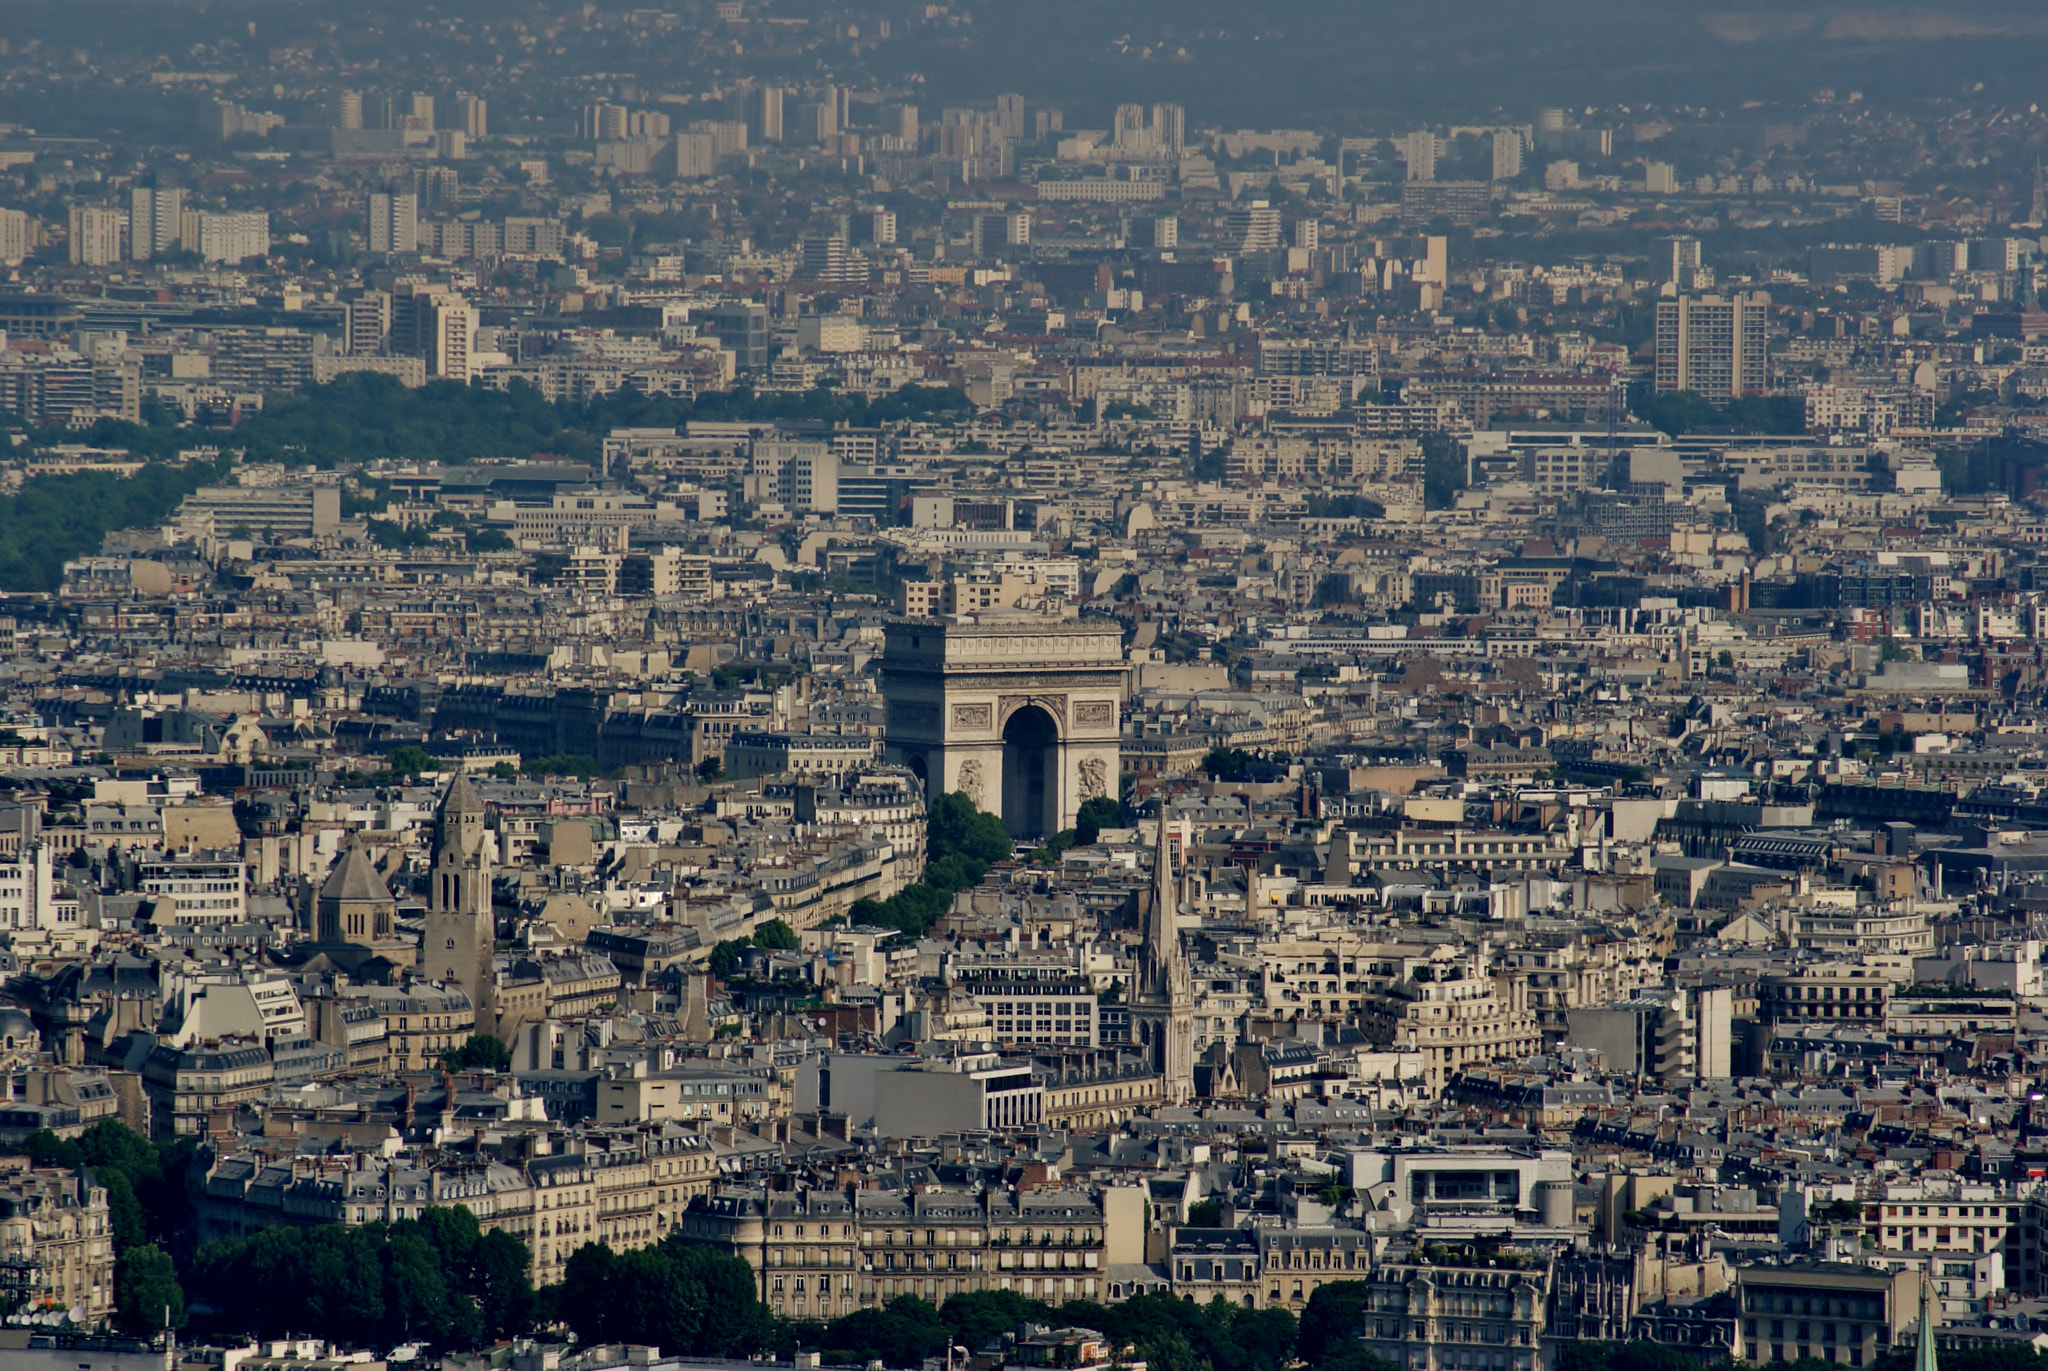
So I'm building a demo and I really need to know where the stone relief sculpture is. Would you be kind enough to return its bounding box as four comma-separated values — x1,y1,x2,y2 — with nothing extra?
1078,756,1108,799
957,758,985,805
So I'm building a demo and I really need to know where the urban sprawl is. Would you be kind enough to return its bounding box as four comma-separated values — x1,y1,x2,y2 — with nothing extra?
0,14,2044,1371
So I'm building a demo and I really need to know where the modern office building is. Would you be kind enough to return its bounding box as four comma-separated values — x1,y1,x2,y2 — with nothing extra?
749,438,839,513
177,484,344,539
1667,236,1708,289
798,234,863,285
752,85,784,143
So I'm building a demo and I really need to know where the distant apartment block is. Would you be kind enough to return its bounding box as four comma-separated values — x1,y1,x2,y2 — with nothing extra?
1655,293,1768,398
69,207,125,266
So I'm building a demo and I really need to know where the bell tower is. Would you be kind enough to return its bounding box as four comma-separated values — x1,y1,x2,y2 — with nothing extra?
422,773,497,1034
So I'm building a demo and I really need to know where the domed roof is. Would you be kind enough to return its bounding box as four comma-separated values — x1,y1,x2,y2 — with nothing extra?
0,1004,37,1043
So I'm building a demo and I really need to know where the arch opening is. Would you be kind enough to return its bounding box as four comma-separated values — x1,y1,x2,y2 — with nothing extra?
1001,705,1059,839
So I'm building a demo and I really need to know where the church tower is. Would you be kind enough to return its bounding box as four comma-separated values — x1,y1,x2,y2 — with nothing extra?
1139,814,1196,1105
423,773,496,1034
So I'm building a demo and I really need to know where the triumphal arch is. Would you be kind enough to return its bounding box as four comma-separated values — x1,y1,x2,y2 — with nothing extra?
881,618,1127,839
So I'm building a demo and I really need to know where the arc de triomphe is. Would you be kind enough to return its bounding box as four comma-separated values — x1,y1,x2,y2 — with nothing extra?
881,619,1127,839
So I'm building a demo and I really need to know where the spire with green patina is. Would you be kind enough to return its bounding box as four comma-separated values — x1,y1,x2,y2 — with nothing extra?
1915,1274,1939,1371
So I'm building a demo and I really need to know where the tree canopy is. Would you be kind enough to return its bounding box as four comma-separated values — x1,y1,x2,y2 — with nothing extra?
12,1119,194,1333
190,1207,534,1347
550,1237,773,1356
440,1033,512,1072
1075,795,1122,846
0,457,227,591
1630,388,1806,437
848,791,1014,938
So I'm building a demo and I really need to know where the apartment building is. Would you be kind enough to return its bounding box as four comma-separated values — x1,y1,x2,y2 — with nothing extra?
1258,1227,1375,1311
1354,1248,1554,1371
342,983,476,1071
685,1184,1110,1320
1732,1263,1920,1366
723,731,877,781
139,1039,274,1138
195,1126,718,1289
68,207,125,266
1865,1181,2017,1265
137,854,247,924
1882,990,2017,1058
952,961,1100,1048
1655,293,1768,398
1358,955,1542,1093
485,489,679,541
0,1159,114,1320
0,845,81,934
1759,967,1892,1027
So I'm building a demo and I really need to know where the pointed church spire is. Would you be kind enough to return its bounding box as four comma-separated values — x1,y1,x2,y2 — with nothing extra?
1914,1275,1939,1371
1145,812,1179,993
1140,808,1196,1106
441,770,486,816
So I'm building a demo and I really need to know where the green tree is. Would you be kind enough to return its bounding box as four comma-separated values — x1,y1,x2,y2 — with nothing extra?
549,1238,770,1355
477,1228,537,1338
15,1121,187,1256
664,1238,774,1355
0,456,230,592
1202,748,1254,781
115,1245,184,1334
1075,795,1122,845
1298,1281,1375,1366
937,1289,1057,1352
1186,1198,1224,1227
823,1296,951,1367
528,753,603,780
1558,1342,1711,1371
1631,387,1805,437
440,1033,512,1072
1303,493,1387,520
383,1223,466,1344
848,791,1015,938
753,918,798,950
709,937,754,980
385,745,441,780
367,519,434,550
98,1167,148,1252
695,756,725,781
186,1206,533,1346
928,792,1014,867
20,1128,82,1169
